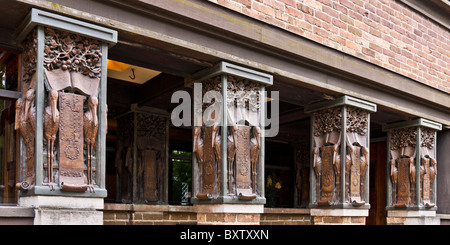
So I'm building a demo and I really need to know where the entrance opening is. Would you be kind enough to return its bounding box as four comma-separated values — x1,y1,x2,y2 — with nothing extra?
0,50,20,204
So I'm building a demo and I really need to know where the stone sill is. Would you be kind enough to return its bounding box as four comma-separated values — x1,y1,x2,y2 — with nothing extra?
0,205,35,218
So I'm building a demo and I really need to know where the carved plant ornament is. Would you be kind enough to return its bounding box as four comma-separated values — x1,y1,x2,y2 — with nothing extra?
44,28,102,78
313,107,342,137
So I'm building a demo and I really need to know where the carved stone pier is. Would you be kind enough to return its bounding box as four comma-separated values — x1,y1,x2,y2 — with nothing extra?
15,9,117,224
383,118,442,225
186,62,272,224
305,96,376,225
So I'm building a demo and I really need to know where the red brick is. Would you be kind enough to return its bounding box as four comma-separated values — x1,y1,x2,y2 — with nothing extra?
332,18,347,29
348,25,362,37
346,40,358,50
362,47,375,57
339,0,354,10
297,3,314,15
315,11,331,23
305,14,322,27
286,6,303,18
321,6,337,18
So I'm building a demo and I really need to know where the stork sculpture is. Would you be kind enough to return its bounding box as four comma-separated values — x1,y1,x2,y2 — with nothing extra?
227,126,237,194
212,124,221,194
193,126,204,193
44,89,59,190
84,95,98,192
250,126,260,193
24,89,36,134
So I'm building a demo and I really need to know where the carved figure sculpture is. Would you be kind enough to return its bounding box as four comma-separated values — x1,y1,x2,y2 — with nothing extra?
409,157,416,205
360,146,369,199
193,126,206,197
25,89,36,134
84,95,98,192
44,89,59,190
313,147,322,201
227,126,237,194
332,144,340,199
390,159,398,203
212,124,221,194
15,97,35,190
250,126,261,193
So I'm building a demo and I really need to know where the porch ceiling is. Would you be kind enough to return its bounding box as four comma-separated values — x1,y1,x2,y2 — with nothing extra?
0,0,426,144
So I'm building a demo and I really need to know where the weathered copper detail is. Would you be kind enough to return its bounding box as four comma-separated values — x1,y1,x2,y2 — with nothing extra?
235,126,254,199
203,126,215,196
312,105,370,206
420,127,437,208
388,127,417,207
115,114,133,203
318,145,335,205
44,28,102,78
250,126,261,193
44,89,60,190
59,92,87,192
395,157,413,207
312,107,342,205
212,124,221,195
135,113,167,203
227,126,237,195
14,92,36,190
84,95,98,192
347,145,368,206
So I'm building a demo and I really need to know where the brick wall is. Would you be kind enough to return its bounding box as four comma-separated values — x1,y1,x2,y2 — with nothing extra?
103,204,197,225
260,208,312,225
207,0,450,93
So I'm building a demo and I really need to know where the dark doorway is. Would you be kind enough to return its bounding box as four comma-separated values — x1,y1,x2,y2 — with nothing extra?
367,141,387,225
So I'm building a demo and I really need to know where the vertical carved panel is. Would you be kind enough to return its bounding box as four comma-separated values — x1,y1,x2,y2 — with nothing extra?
235,126,252,197
420,127,437,208
312,107,342,205
345,107,369,205
389,127,416,207
115,114,134,203
320,145,335,204
135,112,167,203
58,93,87,192
202,126,215,196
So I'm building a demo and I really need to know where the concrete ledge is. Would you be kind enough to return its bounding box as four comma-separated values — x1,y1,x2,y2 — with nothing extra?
0,206,35,217
388,210,436,217
19,196,104,210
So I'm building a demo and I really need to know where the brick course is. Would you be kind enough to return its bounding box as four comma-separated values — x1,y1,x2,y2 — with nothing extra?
207,0,450,92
